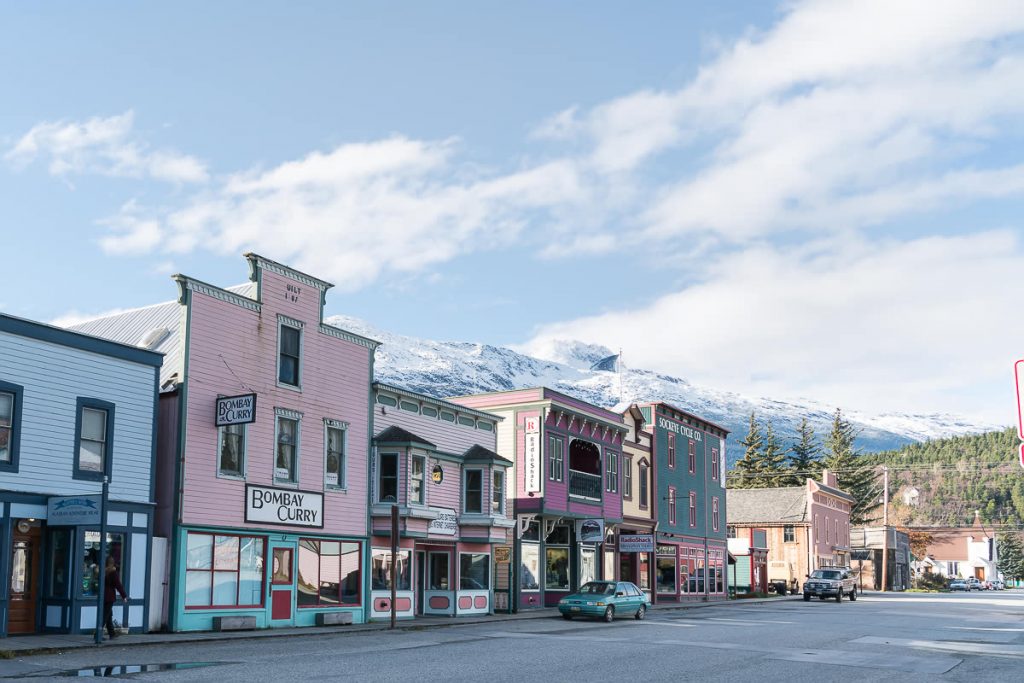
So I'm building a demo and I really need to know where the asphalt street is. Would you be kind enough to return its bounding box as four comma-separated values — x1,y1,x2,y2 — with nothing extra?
2,591,1023,681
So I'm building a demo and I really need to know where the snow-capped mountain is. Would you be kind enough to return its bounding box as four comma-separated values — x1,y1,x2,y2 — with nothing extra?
327,315,1001,461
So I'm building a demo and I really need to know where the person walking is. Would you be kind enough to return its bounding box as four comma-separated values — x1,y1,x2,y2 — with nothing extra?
103,556,127,640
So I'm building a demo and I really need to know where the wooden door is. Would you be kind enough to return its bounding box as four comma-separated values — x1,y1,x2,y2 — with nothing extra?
8,523,41,634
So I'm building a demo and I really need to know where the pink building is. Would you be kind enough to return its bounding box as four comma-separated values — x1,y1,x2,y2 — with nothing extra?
74,254,377,630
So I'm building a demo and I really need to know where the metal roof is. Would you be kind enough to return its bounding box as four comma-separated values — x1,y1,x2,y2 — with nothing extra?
726,487,808,524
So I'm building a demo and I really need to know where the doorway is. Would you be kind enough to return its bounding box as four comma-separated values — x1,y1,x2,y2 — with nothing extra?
415,551,425,616
268,542,295,627
8,520,41,634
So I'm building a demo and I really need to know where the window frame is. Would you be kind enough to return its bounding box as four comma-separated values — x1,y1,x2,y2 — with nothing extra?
667,432,676,469
0,380,24,473
688,491,697,527
712,497,720,532
410,453,426,506
324,421,346,490
688,439,696,474
183,532,266,610
378,452,399,503
217,422,247,480
464,468,484,514
73,397,115,481
274,412,301,485
491,469,505,516
711,448,719,481
605,450,618,493
623,454,632,500
548,435,564,482
668,487,676,525
459,552,490,590
638,463,649,510
296,538,362,608
784,525,795,543
276,319,303,390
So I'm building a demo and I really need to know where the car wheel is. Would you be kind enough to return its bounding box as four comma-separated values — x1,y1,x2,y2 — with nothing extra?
562,613,573,620
803,594,811,602
603,606,614,623
849,588,856,601
635,605,646,620
835,590,842,603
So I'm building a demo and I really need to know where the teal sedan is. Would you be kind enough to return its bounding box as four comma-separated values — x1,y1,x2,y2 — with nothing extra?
558,581,650,622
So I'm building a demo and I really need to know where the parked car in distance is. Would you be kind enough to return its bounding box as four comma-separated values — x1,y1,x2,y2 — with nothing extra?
558,581,650,622
992,580,1005,590
803,568,857,602
949,579,968,591
965,577,983,591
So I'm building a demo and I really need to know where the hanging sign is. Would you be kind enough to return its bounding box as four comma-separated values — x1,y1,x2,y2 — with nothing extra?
578,519,605,543
47,495,102,526
619,534,655,553
524,416,541,493
245,485,323,528
432,464,444,485
216,393,257,427
494,546,512,564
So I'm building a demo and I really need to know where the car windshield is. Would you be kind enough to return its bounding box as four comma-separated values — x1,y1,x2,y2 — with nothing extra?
578,582,615,595
810,570,842,580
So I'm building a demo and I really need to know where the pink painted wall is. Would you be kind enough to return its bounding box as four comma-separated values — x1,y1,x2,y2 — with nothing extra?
807,477,852,560
180,265,371,537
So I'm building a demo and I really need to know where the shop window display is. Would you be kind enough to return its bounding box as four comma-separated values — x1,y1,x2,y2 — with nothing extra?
81,531,123,598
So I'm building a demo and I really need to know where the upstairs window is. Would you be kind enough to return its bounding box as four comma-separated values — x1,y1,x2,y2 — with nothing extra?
548,436,564,482
668,488,676,525
0,381,23,471
711,448,719,480
410,454,425,505
275,415,299,483
688,440,696,473
74,398,114,480
784,525,795,543
623,455,633,499
492,470,505,515
379,453,398,503
278,323,302,388
218,423,246,477
605,451,618,493
667,432,676,468
325,424,345,489
464,469,483,514
712,497,720,532
638,464,649,508
688,492,697,527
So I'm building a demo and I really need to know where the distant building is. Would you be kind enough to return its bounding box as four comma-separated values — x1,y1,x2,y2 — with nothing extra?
910,512,1000,582
849,526,911,591
727,527,768,595
727,471,853,588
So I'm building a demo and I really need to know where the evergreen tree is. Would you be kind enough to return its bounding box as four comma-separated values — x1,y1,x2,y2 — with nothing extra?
761,421,787,481
997,532,1024,582
730,412,764,489
822,408,879,525
786,418,821,486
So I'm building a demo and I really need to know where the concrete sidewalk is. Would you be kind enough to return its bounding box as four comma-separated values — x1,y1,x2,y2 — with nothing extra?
0,595,798,658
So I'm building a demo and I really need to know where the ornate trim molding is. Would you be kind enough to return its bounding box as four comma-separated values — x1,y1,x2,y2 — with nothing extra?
173,275,261,312
323,417,350,429
277,313,305,329
318,323,381,350
274,406,304,420
245,252,334,291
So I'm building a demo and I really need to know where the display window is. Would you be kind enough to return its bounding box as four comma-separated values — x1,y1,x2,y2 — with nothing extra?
184,532,265,608
520,543,540,590
47,528,72,599
297,539,361,607
545,547,569,590
81,531,124,598
371,549,411,591
460,553,489,590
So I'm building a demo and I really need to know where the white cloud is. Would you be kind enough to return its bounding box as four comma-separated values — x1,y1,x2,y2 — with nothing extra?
522,231,1024,424
105,137,589,288
5,110,208,183
50,307,138,328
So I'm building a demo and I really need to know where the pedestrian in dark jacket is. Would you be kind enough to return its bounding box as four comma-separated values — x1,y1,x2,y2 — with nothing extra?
103,556,127,639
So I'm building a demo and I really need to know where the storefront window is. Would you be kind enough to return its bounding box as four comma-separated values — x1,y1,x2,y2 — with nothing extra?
460,553,489,590
695,551,706,594
657,554,677,594
680,550,693,594
47,528,71,598
639,554,650,591
184,532,264,608
81,531,124,598
298,539,361,607
520,543,540,590
545,547,569,590
546,525,569,545
371,549,410,591
521,521,540,542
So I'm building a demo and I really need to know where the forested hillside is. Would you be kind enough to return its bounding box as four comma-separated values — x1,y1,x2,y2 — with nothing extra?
872,428,1022,527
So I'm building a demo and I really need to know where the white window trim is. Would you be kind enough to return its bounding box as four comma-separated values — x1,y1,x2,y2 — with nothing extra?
216,422,248,481
276,315,304,392
274,407,303,486
410,453,427,507
324,418,348,491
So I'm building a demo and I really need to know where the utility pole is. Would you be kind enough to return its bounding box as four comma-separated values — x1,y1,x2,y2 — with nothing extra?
881,466,889,593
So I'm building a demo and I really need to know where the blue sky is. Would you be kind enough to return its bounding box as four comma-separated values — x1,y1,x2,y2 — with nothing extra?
2,1,1023,426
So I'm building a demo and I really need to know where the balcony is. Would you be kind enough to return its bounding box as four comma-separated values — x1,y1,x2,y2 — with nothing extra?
569,469,602,501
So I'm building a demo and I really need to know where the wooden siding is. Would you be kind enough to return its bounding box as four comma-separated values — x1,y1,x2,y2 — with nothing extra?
0,330,157,503
179,266,371,536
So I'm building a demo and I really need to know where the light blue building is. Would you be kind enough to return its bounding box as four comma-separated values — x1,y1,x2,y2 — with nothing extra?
0,313,162,637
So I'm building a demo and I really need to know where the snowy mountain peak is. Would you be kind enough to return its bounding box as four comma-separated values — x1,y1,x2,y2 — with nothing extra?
324,315,1001,459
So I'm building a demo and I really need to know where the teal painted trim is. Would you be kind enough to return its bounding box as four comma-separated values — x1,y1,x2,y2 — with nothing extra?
0,313,163,368
167,290,193,633
373,382,502,423
0,379,24,473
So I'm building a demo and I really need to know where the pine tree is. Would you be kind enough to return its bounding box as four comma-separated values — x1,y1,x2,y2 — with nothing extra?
997,533,1024,582
822,408,880,525
786,418,821,486
761,421,787,481
730,412,764,489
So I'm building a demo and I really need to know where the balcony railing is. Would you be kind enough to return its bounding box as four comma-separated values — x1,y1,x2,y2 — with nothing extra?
568,469,602,501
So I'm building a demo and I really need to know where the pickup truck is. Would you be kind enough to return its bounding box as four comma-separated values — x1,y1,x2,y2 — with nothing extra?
803,568,857,602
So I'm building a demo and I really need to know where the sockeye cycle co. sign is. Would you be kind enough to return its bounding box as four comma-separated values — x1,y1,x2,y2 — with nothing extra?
216,393,257,427
245,484,323,528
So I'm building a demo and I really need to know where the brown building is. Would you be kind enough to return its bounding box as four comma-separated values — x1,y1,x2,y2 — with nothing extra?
727,471,854,590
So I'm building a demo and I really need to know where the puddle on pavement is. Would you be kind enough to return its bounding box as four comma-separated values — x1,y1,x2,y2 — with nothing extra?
19,662,226,678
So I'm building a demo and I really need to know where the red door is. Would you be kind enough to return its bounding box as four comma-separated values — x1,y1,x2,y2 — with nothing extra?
269,544,295,625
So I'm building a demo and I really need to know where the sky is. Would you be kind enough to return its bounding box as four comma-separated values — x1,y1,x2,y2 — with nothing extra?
2,0,1023,427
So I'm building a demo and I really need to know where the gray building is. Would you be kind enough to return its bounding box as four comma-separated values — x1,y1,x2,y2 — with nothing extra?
849,526,910,591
